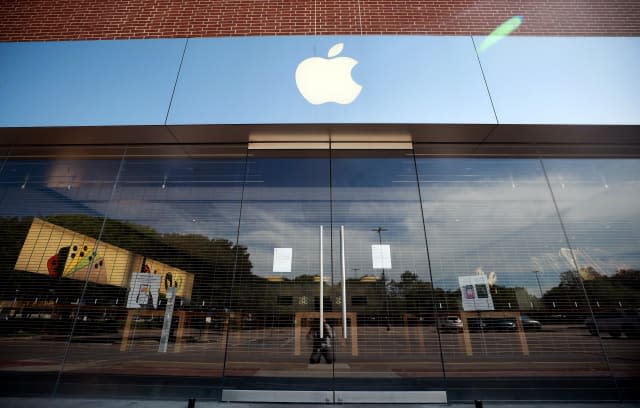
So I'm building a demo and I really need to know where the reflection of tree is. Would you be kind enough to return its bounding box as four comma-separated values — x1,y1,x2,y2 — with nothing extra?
3,215,639,321
1,215,257,312
489,285,519,309
614,269,640,291
292,274,317,282
389,271,435,315
544,268,640,311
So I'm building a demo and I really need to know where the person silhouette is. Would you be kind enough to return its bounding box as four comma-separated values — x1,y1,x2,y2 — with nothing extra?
307,319,334,364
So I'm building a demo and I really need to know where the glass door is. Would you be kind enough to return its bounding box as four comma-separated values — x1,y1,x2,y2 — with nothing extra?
222,147,446,403
329,149,446,403
221,149,334,403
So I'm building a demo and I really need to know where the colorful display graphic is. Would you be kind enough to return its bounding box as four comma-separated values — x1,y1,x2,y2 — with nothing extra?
136,258,194,299
46,244,107,284
14,218,194,300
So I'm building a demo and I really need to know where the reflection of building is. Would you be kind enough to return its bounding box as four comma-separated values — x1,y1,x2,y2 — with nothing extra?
268,278,387,316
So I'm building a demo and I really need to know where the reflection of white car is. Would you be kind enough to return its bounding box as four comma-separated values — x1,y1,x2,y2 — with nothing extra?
437,316,463,332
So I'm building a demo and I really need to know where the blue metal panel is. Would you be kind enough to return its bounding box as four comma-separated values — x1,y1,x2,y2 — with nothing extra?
0,39,186,127
475,36,640,125
167,36,496,125
4,36,636,129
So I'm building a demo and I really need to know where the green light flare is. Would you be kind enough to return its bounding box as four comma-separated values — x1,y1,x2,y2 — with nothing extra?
478,16,523,53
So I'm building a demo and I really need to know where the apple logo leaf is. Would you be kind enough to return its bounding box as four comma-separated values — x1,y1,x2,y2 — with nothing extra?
327,43,344,58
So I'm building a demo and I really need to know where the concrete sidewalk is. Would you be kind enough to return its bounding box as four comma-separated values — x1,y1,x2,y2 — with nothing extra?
1,399,640,408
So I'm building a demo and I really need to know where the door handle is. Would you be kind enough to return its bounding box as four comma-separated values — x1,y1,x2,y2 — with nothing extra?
320,225,324,338
341,225,347,338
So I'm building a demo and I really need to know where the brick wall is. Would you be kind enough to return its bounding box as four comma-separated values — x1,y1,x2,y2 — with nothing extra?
1,0,639,42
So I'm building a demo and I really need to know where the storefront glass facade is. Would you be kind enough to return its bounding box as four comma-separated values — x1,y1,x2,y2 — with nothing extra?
0,145,637,401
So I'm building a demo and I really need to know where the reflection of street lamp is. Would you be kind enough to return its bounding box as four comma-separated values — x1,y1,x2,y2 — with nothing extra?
371,227,390,330
533,270,544,298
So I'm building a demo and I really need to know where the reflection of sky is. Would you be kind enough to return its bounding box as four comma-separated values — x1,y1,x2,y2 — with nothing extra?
0,156,638,297
0,159,119,218
238,156,430,284
475,36,640,125
419,158,640,292
543,159,640,275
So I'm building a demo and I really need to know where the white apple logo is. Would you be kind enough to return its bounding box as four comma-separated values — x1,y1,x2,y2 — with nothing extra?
295,43,362,105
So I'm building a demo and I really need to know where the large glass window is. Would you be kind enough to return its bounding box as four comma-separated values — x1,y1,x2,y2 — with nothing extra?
56,146,248,398
0,148,637,402
223,150,333,392
415,158,616,400
0,147,123,396
543,159,640,400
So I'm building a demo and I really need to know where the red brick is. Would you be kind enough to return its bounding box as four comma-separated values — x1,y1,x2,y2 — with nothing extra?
0,0,638,41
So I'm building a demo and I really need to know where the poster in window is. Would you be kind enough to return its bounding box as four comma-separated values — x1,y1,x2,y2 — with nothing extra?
458,275,494,311
371,244,392,269
273,248,293,273
127,272,161,309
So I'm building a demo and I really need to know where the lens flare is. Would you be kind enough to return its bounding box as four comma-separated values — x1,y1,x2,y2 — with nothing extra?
478,16,523,53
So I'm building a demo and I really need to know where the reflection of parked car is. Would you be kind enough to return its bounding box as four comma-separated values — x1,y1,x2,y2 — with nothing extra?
437,316,463,332
520,315,543,331
585,309,640,338
468,317,516,331
488,318,517,331
466,317,487,331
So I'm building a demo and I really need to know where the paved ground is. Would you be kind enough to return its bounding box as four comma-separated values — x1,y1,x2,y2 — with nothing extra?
1,400,640,408
1,324,638,405
2,324,638,378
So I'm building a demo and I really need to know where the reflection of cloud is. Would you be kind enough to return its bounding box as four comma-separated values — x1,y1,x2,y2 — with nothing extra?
237,199,431,282
104,168,638,296
475,267,497,286
420,167,640,291
39,159,639,296
559,248,577,270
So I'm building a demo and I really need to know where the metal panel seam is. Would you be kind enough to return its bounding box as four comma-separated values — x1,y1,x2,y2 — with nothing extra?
164,38,189,142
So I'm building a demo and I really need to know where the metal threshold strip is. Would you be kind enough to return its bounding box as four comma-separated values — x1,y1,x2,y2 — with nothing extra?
221,389,447,403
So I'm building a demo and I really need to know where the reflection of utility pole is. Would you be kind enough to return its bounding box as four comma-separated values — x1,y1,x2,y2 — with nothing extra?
372,227,390,331
533,270,544,298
